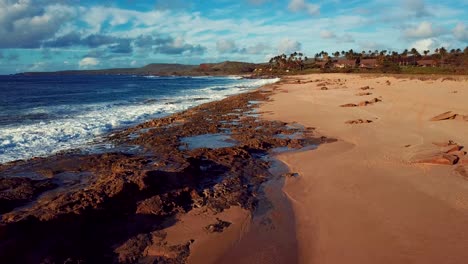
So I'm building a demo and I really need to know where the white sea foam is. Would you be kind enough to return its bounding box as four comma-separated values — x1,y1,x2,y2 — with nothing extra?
0,77,279,164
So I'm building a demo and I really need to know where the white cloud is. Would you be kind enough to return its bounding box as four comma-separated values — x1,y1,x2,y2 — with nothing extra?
403,21,443,38
410,38,437,52
0,0,75,48
320,30,355,43
28,62,46,71
288,0,320,15
154,0,191,10
358,41,385,51
79,57,99,68
243,43,270,54
216,39,238,53
248,0,269,4
0,0,465,73
403,0,429,17
453,22,468,42
320,30,336,39
340,34,355,43
404,0,425,10
277,39,302,54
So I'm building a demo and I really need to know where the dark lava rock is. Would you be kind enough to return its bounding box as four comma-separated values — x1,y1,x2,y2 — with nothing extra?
205,218,232,233
0,85,333,263
0,177,57,214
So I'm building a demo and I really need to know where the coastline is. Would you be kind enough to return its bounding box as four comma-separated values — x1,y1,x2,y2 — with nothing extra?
2,73,467,263
261,73,468,264
0,75,280,164
0,78,331,263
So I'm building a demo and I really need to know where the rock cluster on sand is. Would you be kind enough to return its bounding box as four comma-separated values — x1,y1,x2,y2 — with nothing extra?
356,92,372,96
429,111,468,121
340,98,382,107
411,141,466,166
360,86,373,90
283,172,300,178
204,218,232,233
345,119,373,124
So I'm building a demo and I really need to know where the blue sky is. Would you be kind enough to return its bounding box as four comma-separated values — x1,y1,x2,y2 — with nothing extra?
0,0,467,74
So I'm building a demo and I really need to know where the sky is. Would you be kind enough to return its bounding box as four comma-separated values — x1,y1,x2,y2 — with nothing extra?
0,0,467,74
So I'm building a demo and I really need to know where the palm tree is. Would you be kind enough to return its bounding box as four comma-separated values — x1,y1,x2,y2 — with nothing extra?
391,51,399,63
410,48,419,65
423,50,429,58
334,51,340,59
439,47,448,64
346,49,355,60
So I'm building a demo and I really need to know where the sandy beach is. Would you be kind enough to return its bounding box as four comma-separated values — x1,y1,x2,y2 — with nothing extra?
260,73,468,264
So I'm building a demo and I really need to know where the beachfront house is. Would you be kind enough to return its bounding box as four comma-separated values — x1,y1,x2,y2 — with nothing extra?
359,59,379,69
397,56,417,66
315,61,328,68
334,59,357,68
416,59,437,67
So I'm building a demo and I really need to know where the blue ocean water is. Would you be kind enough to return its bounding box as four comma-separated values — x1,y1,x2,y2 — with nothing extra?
0,75,279,163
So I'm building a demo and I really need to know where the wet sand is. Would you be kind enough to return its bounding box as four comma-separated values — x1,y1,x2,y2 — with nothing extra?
261,74,468,264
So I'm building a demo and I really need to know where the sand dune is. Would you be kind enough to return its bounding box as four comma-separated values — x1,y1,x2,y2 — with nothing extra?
261,74,468,264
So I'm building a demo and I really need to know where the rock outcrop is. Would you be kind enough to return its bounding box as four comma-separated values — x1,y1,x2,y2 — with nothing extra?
0,87,334,263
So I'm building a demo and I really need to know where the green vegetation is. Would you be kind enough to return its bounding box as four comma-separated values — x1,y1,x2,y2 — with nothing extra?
261,46,468,76
399,66,463,75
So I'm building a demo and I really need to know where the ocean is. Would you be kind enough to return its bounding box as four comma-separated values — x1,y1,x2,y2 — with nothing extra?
0,75,279,164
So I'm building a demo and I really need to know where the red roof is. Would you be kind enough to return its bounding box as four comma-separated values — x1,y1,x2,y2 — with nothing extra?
417,60,437,66
335,59,356,66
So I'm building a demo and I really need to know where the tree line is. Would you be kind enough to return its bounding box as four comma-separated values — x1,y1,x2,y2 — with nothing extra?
268,46,468,71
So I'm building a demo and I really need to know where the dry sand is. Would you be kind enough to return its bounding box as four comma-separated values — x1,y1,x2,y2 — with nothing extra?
259,73,468,264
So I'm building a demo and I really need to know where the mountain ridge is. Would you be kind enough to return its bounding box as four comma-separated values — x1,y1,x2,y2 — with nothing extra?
18,61,258,76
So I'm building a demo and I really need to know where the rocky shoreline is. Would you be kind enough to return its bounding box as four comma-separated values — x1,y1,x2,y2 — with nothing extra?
0,81,333,263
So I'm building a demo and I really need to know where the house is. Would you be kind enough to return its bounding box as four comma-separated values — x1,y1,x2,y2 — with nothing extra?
360,59,379,69
334,59,357,68
397,56,417,66
416,59,437,67
315,61,328,68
